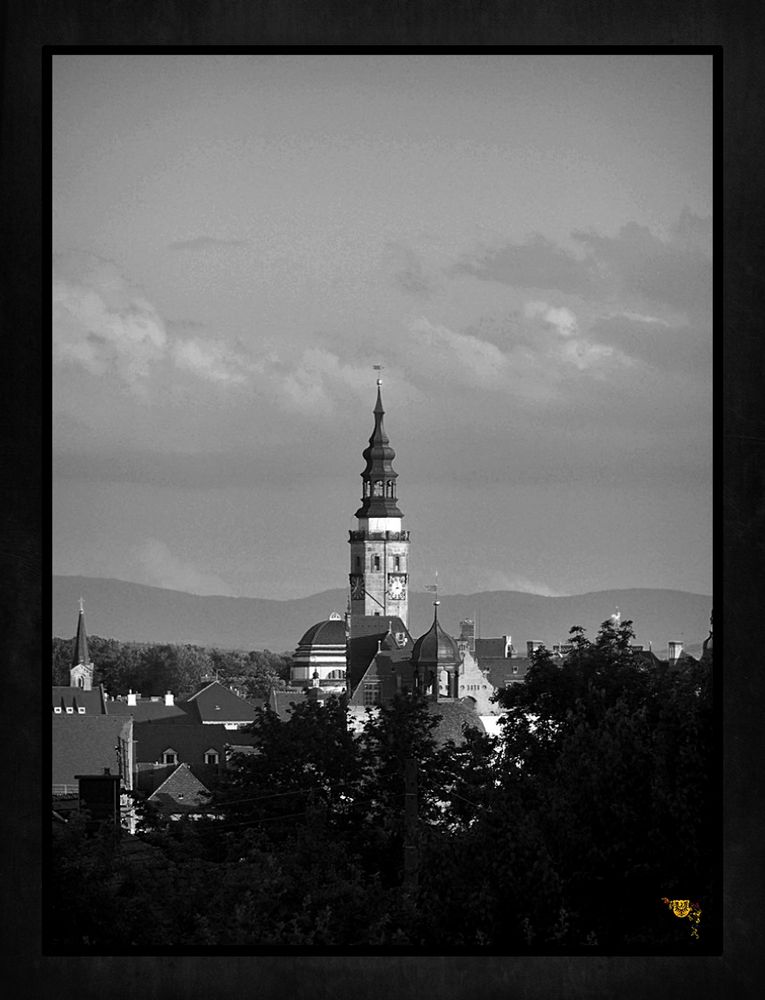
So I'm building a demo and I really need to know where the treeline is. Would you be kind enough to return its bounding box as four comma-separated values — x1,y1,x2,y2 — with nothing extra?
50,621,717,949
52,635,292,701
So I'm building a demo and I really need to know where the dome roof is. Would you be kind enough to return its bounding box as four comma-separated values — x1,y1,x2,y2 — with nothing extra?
411,603,461,669
297,617,347,648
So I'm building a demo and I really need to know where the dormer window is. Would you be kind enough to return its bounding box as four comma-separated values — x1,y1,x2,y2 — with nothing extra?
162,749,178,766
65,707,74,714
54,706,62,714
78,707,86,714
204,749,220,765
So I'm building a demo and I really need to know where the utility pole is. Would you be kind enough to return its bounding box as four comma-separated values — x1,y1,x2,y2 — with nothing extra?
403,758,419,893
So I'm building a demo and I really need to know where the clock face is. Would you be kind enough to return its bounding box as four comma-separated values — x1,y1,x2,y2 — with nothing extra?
387,575,406,600
350,575,365,599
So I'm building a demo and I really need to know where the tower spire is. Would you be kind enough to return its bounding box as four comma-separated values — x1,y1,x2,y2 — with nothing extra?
348,375,410,628
70,601,94,691
72,600,91,670
355,377,403,519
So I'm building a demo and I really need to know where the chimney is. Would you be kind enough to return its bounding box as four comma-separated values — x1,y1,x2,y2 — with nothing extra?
127,690,137,706
668,641,683,663
164,691,174,706
504,635,512,658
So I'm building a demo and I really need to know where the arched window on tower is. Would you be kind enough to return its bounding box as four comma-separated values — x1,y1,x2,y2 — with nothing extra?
386,480,394,497
363,481,370,497
373,480,383,496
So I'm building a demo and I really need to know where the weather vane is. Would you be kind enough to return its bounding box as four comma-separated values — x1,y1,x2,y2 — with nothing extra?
373,363,383,386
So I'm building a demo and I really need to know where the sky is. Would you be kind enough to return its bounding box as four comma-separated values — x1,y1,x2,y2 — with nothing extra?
52,54,713,601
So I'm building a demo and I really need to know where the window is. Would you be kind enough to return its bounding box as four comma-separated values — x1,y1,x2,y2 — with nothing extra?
53,706,62,714
373,555,380,571
373,480,383,496
78,707,86,714
355,555,361,570
204,750,220,765
162,749,178,765
394,555,401,570
327,669,346,680
386,481,394,497
363,682,381,706
512,665,518,674
65,707,73,714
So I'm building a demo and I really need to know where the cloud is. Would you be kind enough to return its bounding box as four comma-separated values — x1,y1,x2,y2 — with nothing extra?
572,212,711,318
54,252,259,393
136,538,236,596
590,312,711,374
453,212,712,322
54,253,168,390
407,316,511,389
279,348,390,416
522,301,629,376
455,234,599,296
385,241,437,297
453,568,563,597
524,301,578,338
168,236,250,251
172,338,254,385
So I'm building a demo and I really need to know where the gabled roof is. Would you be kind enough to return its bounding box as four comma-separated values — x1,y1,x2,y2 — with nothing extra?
474,637,511,659
52,715,133,788
480,657,531,688
347,615,413,691
52,686,107,715
133,719,257,765
145,763,212,815
106,698,193,722
348,651,416,706
184,680,260,724
426,700,487,746
268,688,333,721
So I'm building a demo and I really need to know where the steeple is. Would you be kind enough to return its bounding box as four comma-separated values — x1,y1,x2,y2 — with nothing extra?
348,376,410,627
355,380,403,519
70,600,94,691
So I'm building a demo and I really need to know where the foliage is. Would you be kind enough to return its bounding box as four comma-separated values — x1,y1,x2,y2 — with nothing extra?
52,635,291,700
49,620,716,949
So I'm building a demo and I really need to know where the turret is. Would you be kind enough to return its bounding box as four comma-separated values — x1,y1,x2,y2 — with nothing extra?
411,601,462,700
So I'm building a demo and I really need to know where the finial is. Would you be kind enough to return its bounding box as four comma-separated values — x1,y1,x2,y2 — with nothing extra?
373,363,383,387
79,596,84,614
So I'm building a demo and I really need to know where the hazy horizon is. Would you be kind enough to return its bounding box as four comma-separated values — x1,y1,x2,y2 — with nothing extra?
53,55,713,601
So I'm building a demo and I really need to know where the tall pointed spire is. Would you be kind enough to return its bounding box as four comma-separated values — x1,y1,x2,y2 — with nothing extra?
355,378,403,518
71,601,91,669
70,601,94,690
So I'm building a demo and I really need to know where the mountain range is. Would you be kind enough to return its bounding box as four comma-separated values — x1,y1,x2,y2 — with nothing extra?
53,576,712,658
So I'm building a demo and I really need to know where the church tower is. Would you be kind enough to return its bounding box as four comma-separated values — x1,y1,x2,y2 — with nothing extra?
349,379,410,628
70,599,94,690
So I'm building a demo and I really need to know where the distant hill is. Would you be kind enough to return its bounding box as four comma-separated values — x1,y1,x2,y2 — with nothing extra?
53,576,711,658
